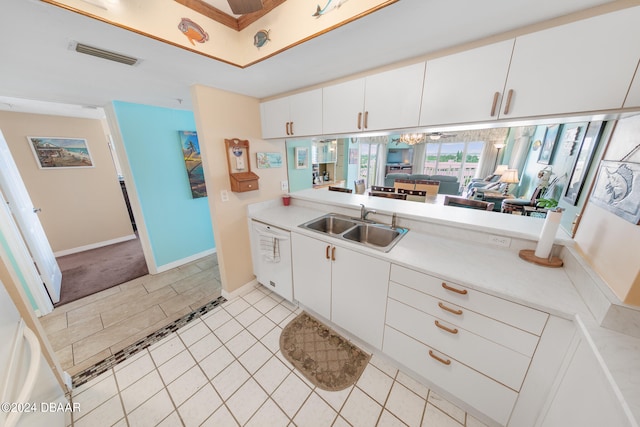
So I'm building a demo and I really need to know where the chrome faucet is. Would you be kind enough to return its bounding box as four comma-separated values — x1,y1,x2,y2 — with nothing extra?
360,204,376,221
391,212,397,229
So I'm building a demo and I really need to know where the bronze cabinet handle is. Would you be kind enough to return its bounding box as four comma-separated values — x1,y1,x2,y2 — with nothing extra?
429,350,451,365
325,245,330,260
364,111,369,129
331,246,336,261
435,320,459,334
490,92,500,117
503,89,514,115
357,112,362,129
290,121,294,135
438,302,463,315
441,282,468,295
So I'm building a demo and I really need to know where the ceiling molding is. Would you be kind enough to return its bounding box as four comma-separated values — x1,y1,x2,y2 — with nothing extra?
174,0,288,31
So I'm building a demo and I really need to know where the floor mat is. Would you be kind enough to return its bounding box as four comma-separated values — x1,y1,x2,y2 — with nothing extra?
280,311,370,391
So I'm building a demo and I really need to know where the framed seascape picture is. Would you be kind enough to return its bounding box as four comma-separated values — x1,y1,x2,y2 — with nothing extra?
295,147,309,169
590,160,640,224
27,137,94,168
178,130,207,198
563,122,604,206
538,124,560,165
256,152,283,169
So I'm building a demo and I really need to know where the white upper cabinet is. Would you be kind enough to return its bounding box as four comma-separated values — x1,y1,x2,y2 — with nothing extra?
260,89,322,139
322,78,366,135
420,40,515,126
323,63,425,134
624,63,640,108
502,6,640,118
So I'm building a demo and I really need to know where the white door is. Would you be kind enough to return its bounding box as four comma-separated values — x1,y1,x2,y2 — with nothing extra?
0,130,61,303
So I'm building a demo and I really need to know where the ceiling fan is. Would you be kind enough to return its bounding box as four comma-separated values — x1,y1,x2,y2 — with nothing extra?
227,0,264,14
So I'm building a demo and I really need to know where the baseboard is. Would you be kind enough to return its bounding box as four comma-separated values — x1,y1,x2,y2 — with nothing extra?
155,248,217,273
222,278,258,301
54,234,137,257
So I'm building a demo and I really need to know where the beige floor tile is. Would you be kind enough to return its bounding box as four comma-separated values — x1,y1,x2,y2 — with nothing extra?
72,306,166,364
341,387,383,427
68,348,112,377
126,389,175,427
108,309,185,354
170,268,216,294
53,285,122,315
100,285,177,328
421,403,463,427
386,382,427,427
188,288,222,311
47,314,103,352
40,310,67,335
160,281,219,317
55,345,74,371
66,285,148,327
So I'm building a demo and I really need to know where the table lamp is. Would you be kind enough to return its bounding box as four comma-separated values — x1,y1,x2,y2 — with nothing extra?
499,169,520,196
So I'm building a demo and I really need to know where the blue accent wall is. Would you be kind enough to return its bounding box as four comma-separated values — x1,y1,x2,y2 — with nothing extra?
286,139,313,193
112,101,214,267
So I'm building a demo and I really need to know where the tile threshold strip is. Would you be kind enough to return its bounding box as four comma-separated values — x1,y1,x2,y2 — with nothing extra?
71,295,227,388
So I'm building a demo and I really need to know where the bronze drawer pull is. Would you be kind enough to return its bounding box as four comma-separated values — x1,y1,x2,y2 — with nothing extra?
325,245,330,260
441,282,468,295
429,350,451,365
503,89,514,115
490,91,500,116
331,246,336,261
290,121,294,135
435,320,458,334
357,112,362,129
363,111,369,129
438,302,463,315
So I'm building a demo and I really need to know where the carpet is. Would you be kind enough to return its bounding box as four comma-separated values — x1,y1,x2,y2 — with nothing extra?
55,236,148,307
280,312,370,391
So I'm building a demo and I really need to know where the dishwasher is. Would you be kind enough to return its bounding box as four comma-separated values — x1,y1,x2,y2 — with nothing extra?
250,220,293,301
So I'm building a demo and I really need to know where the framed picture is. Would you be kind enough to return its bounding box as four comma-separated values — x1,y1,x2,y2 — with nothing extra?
563,122,603,206
27,136,94,168
295,147,308,169
256,152,283,169
178,131,207,198
590,160,640,224
538,124,560,165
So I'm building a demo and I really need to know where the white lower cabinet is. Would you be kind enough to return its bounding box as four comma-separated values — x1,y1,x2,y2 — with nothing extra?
291,232,390,349
537,338,634,427
384,264,550,426
291,232,332,319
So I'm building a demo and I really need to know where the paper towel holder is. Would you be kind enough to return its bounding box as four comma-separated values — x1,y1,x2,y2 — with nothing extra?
518,207,564,268
518,249,563,267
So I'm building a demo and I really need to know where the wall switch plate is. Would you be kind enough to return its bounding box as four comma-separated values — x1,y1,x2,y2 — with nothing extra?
220,190,229,202
488,235,511,247
281,180,289,191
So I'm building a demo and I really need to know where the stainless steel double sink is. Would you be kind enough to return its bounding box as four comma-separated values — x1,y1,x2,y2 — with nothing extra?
299,213,408,252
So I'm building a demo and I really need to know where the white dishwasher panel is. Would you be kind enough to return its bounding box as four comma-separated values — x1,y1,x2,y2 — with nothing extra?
250,220,293,301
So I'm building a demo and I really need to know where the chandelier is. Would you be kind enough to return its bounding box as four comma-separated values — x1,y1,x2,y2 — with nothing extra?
398,133,426,145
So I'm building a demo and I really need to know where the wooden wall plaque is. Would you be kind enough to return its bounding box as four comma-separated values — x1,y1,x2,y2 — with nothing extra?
224,138,260,192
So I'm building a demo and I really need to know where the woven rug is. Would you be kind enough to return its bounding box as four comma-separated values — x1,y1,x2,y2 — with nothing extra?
280,312,370,391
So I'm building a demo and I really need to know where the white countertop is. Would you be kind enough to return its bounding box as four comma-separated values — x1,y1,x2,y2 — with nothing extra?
248,190,640,424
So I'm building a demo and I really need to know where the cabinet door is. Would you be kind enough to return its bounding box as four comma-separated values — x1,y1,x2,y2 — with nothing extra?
364,62,425,131
331,246,390,349
322,78,366,135
420,40,514,126
260,97,290,139
289,89,323,137
624,66,640,108
538,339,633,427
291,233,332,319
503,7,640,118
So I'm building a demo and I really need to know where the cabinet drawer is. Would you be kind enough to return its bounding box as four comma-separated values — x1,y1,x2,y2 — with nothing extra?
390,264,548,335
389,282,539,357
383,326,517,426
386,299,530,391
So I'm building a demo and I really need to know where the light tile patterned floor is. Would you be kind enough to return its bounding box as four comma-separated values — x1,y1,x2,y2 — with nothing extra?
68,283,490,427
40,254,221,376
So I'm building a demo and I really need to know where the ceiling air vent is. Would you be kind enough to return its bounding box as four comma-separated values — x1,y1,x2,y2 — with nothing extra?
73,42,139,66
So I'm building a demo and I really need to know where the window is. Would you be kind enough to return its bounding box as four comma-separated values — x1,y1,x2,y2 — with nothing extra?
359,142,379,188
423,141,484,187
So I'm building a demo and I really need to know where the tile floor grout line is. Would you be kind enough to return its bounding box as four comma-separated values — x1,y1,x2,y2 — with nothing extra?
146,346,186,427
